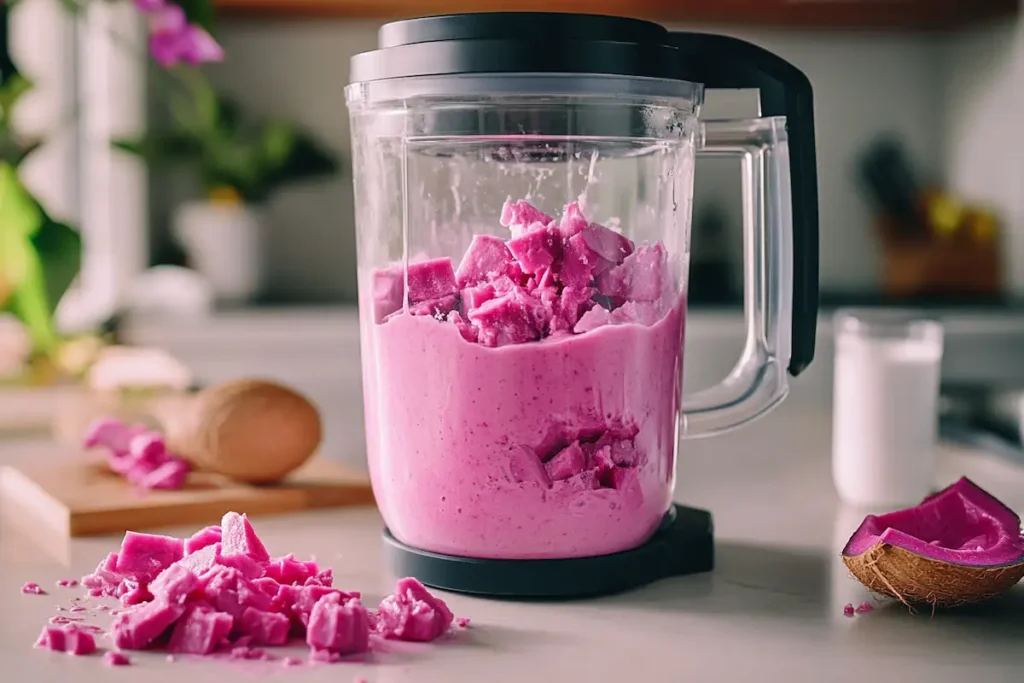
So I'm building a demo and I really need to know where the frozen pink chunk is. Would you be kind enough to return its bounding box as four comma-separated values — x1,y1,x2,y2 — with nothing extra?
167,603,232,655
221,511,270,564
21,582,45,595
185,526,222,555
140,458,190,490
83,418,146,455
552,469,601,494
455,234,519,287
120,583,153,607
82,552,122,596
544,442,587,481
560,232,605,288
290,585,355,627
306,593,371,655
581,222,634,265
149,563,199,605
200,566,272,619
240,607,290,646
500,199,552,233
116,532,184,583
104,651,131,666
408,294,457,319
446,310,478,343
35,624,97,655
507,222,562,275
552,286,595,332
573,305,612,334
461,282,497,311
559,200,589,238
263,554,318,586
468,288,545,347
596,243,670,302
178,543,219,576
371,267,404,324
112,599,185,649
407,258,458,304
375,577,454,642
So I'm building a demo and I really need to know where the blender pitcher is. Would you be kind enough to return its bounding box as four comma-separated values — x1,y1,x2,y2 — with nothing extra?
346,13,818,598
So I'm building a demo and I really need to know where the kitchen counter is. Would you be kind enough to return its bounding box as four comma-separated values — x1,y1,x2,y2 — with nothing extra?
3,401,1024,682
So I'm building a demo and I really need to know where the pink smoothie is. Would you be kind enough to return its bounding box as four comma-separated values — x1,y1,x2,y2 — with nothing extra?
360,199,686,559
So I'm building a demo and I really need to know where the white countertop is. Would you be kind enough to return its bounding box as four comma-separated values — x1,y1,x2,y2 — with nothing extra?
3,401,1024,682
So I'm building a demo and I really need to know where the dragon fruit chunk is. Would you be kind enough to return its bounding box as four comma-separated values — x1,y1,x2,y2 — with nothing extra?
104,651,131,666
580,222,635,265
35,624,97,655
842,477,1024,606
408,294,458,319
559,200,589,238
544,442,587,481
116,532,185,583
407,258,458,304
240,607,290,646
263,554,318,586
371,267,404,324
375,577,454,642
220,511,271,564
167,603,233,654
500,199,552,233
112,599,185,649
140,459,190,490
185,526,222,555
149,563,199,605
455,234,518,287
446,310,479,343
21,582,45,595
595,243,670,303
306,592,371,655
468,288,545,347
506,222,562,275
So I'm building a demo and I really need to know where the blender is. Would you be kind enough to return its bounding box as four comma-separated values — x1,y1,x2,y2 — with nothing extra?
346,12,819,598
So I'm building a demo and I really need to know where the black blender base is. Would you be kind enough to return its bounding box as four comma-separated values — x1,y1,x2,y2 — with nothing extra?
382,504,713,599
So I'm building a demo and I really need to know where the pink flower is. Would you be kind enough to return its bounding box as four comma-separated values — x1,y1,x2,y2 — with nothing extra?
149,3,187,35
133,0,166,11
145,3,223,68
180,26,224,65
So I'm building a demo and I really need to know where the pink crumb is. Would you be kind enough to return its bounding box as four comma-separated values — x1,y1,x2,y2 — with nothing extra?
166,654,176,662
21,582,46,595
856,601,874,614
70,606,87,613
57,578,79,588
455,617,471,628
354,677,368,683
281,656,303,667
842,603,855,617
104,651,131,666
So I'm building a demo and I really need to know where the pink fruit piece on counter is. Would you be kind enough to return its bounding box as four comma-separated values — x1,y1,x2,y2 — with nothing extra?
120,583,153,607
240,607,290,646
213,545,265,580
200,566,272,619
116,531,185,583
500,199,552,233
21,582,45,595
57,578,79,587
375,577,454,642
140,459,190,490
263,553,319,586
456,616,471,628
179,543,219,576
112,599,185,649
83,417,144,454
842,603,855,617
581,221,635,266
306,592,371,656
149,563,199,605
544,442,587,481
407,258,458,304
185,526,222,555
468,288,545,347
82,552,122,597
290,585,355,628
221,511,271,564
455,234,519,288
595,243,669,302
372,267,404,324
35,624,97,655
167,603,233,655
507,222,562,275
104,651,131,666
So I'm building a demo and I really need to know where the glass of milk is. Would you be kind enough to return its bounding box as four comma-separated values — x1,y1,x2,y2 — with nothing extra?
831,309,945,507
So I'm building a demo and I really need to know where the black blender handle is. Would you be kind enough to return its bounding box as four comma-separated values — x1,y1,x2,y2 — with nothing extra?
669,32,819,377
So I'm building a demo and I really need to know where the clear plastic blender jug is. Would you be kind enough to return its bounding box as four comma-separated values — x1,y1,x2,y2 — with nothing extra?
346,13,818,594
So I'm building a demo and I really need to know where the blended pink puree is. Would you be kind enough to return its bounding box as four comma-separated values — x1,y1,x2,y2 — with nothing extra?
368,297,684,559
363,199,686,559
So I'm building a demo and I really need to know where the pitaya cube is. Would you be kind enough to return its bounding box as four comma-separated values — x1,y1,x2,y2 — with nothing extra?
35,624,97,655
128,431,169,468
112,599,185,650
104,651,131,666
468,288,545,347
500,199,552,233
139,458,190,490
408,294,458,319
116,532,184,583
544,442,587,481
560,232,604,288
240,607,290,646
407,258,458,304
200,566,271,619
179,543,219,576
263,554,318,586
221,512,270,564
592,436,639,467
581,222,635,265
81,552,121,596
461,282,497,311
528,267,555,292
214,546,265,580
83,418,146,455
573,305,612,334
559,201,590,238
185,526,222,555
290,585,346,627
307,568,334,587
596,243,670,302
446,310,478,343
552,469,602,494
149,563,199,605
554,286,595,332
306,593,371,655
375,577,454,642
253,577,281,597
167,603,233,655
610,300,664,326
455,234,517,287
120,583,153,607
371,267,404,324
507,222,562,275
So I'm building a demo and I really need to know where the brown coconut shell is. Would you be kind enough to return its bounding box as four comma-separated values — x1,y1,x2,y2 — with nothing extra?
173,378,323,484
844,543,1024,608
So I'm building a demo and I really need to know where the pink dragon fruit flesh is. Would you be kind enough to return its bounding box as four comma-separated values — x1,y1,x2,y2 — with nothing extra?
842,477,1024,607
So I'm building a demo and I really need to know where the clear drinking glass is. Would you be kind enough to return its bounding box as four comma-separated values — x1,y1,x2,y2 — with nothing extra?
346,15,818,560
832,309,945,507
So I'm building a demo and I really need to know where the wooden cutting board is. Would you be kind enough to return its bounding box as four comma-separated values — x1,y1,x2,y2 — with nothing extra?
0,456,375,538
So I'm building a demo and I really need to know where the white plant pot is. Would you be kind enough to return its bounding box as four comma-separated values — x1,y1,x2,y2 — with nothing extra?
172,201,264,305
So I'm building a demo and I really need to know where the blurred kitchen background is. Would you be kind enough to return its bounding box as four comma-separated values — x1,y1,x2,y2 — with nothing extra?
3,0,1024,466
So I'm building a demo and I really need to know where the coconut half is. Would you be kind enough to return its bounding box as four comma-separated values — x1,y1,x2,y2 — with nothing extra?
842,477,1024,608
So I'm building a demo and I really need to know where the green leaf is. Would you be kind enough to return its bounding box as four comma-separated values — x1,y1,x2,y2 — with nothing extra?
112,133,203,165
261,121,296,168
0,161,43,239
179,0,218,33
6,246,58,353
30,216,81,315
0,73,34,129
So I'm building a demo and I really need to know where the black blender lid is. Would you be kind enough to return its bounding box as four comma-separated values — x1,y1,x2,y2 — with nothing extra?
349,12,683,84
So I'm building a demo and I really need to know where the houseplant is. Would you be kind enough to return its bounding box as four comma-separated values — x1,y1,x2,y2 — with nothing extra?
114,70,339,304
